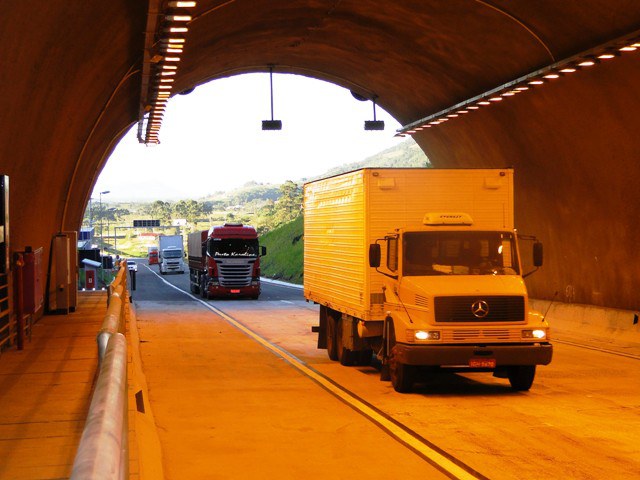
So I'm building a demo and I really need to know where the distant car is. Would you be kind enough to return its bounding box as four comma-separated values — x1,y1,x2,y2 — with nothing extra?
126,260,138,272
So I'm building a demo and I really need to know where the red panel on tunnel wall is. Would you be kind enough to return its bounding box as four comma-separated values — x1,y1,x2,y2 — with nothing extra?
21,247,43,315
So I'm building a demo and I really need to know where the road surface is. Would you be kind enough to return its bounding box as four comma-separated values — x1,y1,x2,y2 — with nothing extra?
128,260,640,479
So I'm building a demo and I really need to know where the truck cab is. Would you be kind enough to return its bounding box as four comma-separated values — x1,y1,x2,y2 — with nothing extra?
159,245,185,274
188,224,266,299
369,213,551,392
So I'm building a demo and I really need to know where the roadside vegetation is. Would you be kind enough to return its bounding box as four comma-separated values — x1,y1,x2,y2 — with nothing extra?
259,216,304,284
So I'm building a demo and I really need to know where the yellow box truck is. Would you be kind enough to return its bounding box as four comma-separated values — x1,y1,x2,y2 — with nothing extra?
304,168,552,392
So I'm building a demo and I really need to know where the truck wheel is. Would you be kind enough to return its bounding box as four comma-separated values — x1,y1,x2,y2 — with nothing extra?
389,344,415,393
326,314,339,361
507,365,536,391
336,318,356,366
387,326,414,392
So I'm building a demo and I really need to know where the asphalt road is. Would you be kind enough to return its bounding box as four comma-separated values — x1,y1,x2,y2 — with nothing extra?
128,259,640,480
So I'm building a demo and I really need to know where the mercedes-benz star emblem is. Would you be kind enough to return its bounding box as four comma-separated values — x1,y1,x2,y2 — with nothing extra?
471,300,489,318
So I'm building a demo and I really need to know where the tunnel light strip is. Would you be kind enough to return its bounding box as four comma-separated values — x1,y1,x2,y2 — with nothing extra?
138,2,198,145
397,29,640,136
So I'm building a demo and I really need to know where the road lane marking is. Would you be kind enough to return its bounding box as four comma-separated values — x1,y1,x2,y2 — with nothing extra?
148,270,487,480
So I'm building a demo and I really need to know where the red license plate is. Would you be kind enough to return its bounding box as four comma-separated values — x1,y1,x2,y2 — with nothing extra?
230,289,240,294
469,358,496,368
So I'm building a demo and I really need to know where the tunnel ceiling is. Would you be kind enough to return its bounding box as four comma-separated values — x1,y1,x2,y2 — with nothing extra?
2,1,640,310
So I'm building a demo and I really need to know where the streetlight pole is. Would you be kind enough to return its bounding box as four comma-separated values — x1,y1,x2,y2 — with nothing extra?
99,190,110,255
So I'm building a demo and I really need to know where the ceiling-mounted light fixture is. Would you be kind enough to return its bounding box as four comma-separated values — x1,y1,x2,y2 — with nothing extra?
262,65,282,130
138,0,197,144
364,96,385,130
395,28,640,137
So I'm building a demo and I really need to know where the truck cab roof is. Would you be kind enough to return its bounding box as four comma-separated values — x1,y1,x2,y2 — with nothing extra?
209,223,258,238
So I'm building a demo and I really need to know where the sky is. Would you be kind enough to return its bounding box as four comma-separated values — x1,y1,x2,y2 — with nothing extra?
92,73,410,202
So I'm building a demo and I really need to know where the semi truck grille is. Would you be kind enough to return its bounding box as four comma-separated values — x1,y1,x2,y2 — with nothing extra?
434,296,525,322
218,261,252,287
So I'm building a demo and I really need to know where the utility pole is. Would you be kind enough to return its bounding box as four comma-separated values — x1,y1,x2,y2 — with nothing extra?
99,190,110,254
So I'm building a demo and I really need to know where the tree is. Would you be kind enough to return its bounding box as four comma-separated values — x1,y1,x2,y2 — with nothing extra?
272,180,302,228
150,200,172,224
185,200,202,223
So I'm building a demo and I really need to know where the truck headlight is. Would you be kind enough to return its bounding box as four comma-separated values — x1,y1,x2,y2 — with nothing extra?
522,329,546,339
407,330,441,342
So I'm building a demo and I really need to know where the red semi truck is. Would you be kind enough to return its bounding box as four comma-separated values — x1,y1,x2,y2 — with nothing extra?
188,223,266,299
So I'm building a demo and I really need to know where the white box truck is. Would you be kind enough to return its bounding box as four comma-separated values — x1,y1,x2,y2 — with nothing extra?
158,234,185,274
304,168,552,392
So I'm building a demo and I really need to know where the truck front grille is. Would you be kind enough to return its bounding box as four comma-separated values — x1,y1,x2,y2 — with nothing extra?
217,261,253,287
442,329,520,342
434,296,525,322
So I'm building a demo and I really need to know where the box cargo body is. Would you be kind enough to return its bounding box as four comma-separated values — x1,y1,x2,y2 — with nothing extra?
304,168,514,322
187,230,208,264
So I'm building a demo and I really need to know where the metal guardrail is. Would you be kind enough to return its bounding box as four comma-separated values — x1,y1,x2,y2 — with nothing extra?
71,262,129,480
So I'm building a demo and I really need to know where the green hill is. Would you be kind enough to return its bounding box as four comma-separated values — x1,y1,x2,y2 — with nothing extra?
259,216,304,284
204,139,430,205
308,140,430,180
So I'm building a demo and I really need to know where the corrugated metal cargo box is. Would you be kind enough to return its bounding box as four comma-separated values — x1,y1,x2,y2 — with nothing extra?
303,168,513,321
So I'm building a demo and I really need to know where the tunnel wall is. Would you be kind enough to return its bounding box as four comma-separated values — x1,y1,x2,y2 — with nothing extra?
414,54,640,311
1,1,639,317
0,2,145,274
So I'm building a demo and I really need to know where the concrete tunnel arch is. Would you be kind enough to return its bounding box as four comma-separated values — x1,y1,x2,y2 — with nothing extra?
1,1,639,315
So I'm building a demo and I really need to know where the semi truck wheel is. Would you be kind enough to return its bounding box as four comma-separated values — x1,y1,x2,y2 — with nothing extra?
200,276,208,299
507,365,536,391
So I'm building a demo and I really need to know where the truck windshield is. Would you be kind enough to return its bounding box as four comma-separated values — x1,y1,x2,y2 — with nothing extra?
163,249,182,259
403,231,520,276
208,238,259,257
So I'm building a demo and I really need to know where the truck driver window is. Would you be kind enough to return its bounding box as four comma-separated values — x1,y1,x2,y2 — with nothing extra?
403,232,520,276
208,238,259,257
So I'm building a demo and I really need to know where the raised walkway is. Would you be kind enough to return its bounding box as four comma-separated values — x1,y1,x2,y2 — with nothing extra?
0,292,106,480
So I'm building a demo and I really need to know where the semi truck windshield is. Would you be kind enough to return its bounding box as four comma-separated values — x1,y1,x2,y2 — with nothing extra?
403,231,520,276
208,238,259,257
163,249,182,259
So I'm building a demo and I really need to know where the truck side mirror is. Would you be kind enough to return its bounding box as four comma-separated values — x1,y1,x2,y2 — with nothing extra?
261,246,267,256
533,242,543,267
369,244,381,268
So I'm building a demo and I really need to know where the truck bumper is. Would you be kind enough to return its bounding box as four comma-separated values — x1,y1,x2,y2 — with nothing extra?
208,285,260,299
395,343,553,367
